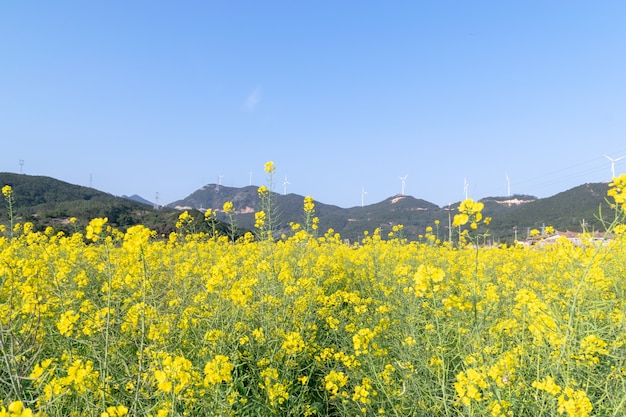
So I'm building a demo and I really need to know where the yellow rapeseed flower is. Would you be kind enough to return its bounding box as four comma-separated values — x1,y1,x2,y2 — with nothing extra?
557,387,593,417
255,211,266,228
532,375,562,396
264,161,276,174
223,201,234,214
204,355,234,385
1,185,12,198
303,196,315,214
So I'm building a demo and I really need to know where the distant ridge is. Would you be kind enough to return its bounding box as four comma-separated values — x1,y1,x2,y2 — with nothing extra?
168,181,612,242
122,194,153,207
0,172,181,235
0,172,614,243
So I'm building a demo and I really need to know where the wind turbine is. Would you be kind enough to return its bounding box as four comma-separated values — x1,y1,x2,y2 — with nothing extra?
604,154,625,178
399,175,408,195
361,186,367,207
463,178,469,200
505,173,511,197
283,175,290,195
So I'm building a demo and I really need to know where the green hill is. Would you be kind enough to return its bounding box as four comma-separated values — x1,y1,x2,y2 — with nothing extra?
0,173,616,243
169,182,614,243
0,173,182,236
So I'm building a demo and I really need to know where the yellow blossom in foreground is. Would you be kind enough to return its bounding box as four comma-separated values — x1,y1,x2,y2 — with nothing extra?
281,331,305,355
557,387,593,417
204,355,234,385
85,217,108,241
101,405,129,417
454,368,489,406
324,370,349,397
532,375,562,396
57,310,80,336
0,401,35,417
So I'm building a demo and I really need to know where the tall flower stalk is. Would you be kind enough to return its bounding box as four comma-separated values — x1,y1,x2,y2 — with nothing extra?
2,185,15,240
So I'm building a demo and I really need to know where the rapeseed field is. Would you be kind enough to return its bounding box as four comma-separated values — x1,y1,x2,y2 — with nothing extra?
1,170,626,416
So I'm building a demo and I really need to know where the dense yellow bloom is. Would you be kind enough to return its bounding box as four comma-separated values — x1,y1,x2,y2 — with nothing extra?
454,368,489,406
281,331,305,355
85,217,108,241
452,213,469,227
56,310,80,336
204,355,234,385
488,400,511,417
154,355,194,394
532,375,562,395
352,377,373,404
324,370,349,397
577,334,609,365
412,264,445,297
0,401,35,417
260,367,289,406
101,405,129,417
557,387,593,416
353,328,375,356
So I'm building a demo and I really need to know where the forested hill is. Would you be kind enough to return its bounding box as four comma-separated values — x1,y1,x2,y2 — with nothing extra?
0,172,615,242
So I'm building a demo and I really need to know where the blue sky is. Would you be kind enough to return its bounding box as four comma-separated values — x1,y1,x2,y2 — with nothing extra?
2,2,626,208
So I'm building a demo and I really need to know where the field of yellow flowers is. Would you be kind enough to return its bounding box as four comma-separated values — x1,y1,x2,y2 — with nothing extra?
1,171,626,417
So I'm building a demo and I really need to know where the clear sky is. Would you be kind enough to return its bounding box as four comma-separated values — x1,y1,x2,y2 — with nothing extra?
2,2,626,208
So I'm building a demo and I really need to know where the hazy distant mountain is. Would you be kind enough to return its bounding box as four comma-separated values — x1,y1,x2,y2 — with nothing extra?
122,194,154,206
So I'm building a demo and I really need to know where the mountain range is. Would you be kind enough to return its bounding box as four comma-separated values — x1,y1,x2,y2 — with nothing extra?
166,182,613,243
0,172,615,243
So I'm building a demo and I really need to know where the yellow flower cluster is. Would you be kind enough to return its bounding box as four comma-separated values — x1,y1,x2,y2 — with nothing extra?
557,387,593,417
203,355,234,385
0,402,36,417
608,173,626,212
1,185,12,198
453,198,488,229
264,161,276,174
153,354,194,394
